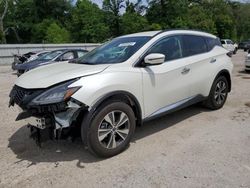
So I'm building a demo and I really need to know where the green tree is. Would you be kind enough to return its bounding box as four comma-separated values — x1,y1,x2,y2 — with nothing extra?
121,12,149,34
31,19,54,43
187,5,217,34
198,0,236,39
146,0,189,29
103,0,125,36
70,0,110,43
45,22,71,43
233,3,250,41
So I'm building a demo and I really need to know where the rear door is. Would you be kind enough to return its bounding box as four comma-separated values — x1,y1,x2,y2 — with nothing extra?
183,35,223,97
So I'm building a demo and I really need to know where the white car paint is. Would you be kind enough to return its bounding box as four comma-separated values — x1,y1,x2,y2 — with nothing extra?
221,39,236,53
15,30,233,119
15,62,110,88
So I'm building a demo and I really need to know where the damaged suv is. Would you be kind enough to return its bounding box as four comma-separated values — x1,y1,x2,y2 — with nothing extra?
9,30,233,157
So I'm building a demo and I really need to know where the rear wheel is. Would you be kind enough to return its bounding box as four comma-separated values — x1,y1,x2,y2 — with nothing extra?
82,101,136,158
203,76,229,110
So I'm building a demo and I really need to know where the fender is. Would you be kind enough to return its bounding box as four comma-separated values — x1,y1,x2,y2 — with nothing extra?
80,90,143,145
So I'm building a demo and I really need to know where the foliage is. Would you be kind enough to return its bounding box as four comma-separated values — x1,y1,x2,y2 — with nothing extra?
70,0,110,43
1,0,250,43
45,22,71,43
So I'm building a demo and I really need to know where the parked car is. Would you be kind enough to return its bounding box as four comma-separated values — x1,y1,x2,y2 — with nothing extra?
221,39,237,54
12,50,50,70
13,49,88,75
238,40,250,51
9,30,233,157
245,52,250,72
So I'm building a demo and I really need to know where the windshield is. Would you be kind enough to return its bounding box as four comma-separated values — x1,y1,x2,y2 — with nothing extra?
77,36,151,65
38,50,63,60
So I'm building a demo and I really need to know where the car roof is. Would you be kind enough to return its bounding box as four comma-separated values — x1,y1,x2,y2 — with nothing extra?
50,49,87,53
120,31,161,38
119,29,217,39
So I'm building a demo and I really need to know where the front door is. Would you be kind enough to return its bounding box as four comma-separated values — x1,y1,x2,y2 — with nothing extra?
141,35,192,118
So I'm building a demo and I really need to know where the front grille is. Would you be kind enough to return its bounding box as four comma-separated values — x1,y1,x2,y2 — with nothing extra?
246,65,250,68
9,85,36,106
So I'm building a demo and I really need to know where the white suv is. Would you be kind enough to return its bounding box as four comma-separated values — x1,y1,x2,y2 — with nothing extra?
9,30,233,157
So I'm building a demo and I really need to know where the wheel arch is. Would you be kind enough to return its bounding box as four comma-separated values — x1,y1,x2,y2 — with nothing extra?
90,91,143,126
215,69,232,92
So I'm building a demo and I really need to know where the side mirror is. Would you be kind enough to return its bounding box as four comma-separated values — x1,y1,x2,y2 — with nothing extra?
144,53,165,65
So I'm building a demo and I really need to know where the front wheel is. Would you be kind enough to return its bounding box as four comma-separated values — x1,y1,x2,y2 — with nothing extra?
82,102,136,158
203,76,229,110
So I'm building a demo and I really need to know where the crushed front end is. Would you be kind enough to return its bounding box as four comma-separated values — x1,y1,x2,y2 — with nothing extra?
9,81,87,146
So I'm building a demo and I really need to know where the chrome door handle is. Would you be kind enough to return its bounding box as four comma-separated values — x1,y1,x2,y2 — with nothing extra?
210,58,217,63
181,67,190,74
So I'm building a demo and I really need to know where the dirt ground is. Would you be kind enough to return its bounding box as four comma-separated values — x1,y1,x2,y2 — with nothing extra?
0,51,250,188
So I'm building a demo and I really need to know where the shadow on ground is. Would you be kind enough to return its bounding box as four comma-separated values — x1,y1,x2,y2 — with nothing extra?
8,105,208,167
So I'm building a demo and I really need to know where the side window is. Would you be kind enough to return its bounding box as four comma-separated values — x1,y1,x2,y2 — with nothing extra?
77,51,87,58
146,36,183,62
206,37,222,51
182,35,207,57
61,52,74,61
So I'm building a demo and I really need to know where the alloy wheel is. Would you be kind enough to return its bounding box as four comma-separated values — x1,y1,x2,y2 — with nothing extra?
98,110,130,149
214,80,227,105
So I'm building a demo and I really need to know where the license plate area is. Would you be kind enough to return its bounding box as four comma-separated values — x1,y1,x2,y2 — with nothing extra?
26,117,46,129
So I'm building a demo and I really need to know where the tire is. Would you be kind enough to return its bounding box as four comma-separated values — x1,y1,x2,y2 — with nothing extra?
203,76,229,110
82,101,136,158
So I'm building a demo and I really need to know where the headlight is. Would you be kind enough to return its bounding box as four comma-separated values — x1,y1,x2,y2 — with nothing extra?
30,80,81,105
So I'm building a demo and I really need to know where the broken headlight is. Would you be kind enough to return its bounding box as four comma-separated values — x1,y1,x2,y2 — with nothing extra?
30,81,81,105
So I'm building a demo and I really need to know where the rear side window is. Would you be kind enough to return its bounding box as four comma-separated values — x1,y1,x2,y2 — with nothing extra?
182,35,207,57
206,37,222,51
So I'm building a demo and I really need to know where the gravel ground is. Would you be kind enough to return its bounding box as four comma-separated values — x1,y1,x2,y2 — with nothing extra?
0,51,250,188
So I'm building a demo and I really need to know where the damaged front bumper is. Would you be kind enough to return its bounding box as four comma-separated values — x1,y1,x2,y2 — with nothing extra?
20,100,86,145
10,86,87,145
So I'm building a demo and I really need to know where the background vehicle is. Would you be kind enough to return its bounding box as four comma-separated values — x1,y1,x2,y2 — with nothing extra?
9,30,233,157
12,50,50,70
238,40,250,51
221,39,237,54
13,49,88,75
245,52,250,72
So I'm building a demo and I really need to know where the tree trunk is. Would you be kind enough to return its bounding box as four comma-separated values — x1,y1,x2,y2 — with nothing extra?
0,20,6,44
0,0,8,44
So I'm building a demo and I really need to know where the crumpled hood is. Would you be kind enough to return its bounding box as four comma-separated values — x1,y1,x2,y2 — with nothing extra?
15,62,110,89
